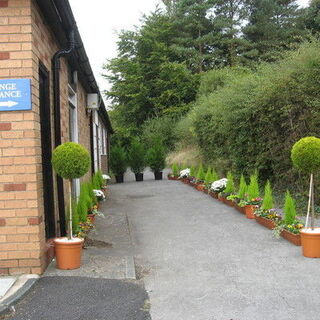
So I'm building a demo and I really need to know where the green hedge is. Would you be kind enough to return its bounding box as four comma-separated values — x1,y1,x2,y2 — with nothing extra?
176,41,320,186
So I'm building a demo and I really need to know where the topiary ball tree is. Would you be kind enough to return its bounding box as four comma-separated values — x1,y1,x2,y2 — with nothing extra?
291,137,320,174
52,142,91,240
291,137,320,229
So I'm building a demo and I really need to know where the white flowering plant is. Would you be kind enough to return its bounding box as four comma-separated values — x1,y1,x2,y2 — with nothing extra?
179,168,190,178
93,189,106,201
210,178,228,193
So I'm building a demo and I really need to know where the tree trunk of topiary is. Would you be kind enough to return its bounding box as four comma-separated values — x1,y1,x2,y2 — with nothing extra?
306,173,315,230
68,179,73,240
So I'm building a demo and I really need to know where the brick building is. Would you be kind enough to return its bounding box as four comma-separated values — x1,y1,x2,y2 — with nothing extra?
0,0,113,275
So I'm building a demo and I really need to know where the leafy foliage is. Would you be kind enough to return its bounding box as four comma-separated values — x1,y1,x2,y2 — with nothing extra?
128,139,146,174
238,174,247,199
92,171,104,190
172,163,179,176
291,137,320,173
77,184,91,223
204,167,212,184
225,172,235,193
196,164,206,181
69,199,79,234
284,190,297,225
141,116,178,151
147,141,166,172
51,142,90,180
177,41,320,187
247,172,260,199
110,145,127,176
262,180,274,210
190,165,197,177
243,0,307,64
211,168,219,182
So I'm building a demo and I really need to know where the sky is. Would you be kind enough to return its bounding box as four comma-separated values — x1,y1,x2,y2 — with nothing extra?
68,0,310,104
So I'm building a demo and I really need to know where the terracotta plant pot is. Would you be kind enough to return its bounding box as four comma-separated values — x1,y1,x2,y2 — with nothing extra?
244,205,256,219
54,237,84,270
224,199,234,207
235,205,245,214
210,192,218,199
255,215,276,230
196,184,205,192
281,229,301,246
300,229,320,257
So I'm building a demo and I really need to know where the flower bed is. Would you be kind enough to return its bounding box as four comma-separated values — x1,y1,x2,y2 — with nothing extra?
255,215,277,230
168,174,179,180
255,209,281,229
280,229,301,246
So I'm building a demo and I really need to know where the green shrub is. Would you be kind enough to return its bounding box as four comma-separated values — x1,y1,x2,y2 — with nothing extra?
262,180,274,210
68,199,79,234
225,172,234,193
291,136,320,173
247,172,260,199
175,42,320,187
284,191,296,225
204,167,212,184
147,141,166,173
52,142,90,180
52,142,90,240
172,163,179,176
190,165,196,177
110,145,127,176
211,168,219,182
238,174,247,199
196,164,206,181
78,183,92,222
128,139,146,174
86,181,97,205
96,170,105,188
141,116,178,151
92,173,101,190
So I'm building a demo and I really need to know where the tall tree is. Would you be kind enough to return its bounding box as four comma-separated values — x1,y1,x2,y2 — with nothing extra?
104,11,198,135
170,0,217,72
304,0,320,34
243,0,307,63
211,0,248,67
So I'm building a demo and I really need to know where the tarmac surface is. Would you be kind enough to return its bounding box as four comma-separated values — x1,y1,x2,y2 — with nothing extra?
112,169,320,320
0,277,150,320
2,169,320,320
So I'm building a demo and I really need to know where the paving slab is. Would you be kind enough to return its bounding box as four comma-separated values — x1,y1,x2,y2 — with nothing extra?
44,199,136,280
0,278,16,300
109,168,320,320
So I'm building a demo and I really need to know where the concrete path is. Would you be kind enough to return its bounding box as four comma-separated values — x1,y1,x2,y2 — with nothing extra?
111,169,320,320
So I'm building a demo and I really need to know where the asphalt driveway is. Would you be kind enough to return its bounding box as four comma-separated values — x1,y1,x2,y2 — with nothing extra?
111,169,320,320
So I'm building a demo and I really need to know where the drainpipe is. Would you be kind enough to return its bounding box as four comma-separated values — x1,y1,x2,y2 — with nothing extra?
52,29,75,236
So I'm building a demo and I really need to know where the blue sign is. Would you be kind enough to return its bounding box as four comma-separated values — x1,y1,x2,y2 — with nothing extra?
0,79,31,111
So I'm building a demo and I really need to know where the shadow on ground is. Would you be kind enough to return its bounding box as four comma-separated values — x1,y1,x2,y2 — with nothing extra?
0,277,151,320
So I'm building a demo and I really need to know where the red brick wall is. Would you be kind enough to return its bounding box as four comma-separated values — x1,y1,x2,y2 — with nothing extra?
0,0,94,275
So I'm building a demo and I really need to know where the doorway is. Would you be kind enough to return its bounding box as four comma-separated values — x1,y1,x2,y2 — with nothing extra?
39,63,56,238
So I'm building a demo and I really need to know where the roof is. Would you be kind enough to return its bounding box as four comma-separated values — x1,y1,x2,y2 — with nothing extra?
35,0,113,133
